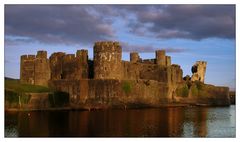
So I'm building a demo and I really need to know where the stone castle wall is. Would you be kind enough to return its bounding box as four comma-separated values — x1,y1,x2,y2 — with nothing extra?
49,79,170,108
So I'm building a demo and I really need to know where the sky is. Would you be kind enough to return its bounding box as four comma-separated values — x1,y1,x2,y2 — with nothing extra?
4,5,236,90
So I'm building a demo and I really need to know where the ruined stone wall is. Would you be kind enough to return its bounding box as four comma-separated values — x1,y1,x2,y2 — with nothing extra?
49,79,170,108
122,61,182,84
191,61,207,82
94,41,122,79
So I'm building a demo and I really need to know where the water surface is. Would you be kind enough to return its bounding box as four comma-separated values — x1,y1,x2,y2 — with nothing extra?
5,105,235,137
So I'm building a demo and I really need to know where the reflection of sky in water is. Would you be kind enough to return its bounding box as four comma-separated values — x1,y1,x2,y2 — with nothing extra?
182,105,235,137
206,105,235,137
5,124,18,137
5,106,235,137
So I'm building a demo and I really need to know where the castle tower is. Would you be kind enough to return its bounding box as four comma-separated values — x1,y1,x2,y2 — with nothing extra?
36,50,47,58
191,61,207,83
34,51,50,86
49,52,66,80
165,56,171,66
93,41,122,79
76,50,89,79
156,50,166,66
76,49,88,63
20,55,36,85
130,52,140,63
62,54,75,79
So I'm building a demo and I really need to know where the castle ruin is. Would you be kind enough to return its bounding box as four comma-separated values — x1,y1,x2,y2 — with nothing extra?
20,41,230,108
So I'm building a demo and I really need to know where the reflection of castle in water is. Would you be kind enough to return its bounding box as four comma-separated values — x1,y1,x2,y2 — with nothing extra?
15,108,208,137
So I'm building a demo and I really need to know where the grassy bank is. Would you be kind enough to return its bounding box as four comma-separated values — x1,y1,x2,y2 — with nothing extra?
5,78,50,93
5,77,70,109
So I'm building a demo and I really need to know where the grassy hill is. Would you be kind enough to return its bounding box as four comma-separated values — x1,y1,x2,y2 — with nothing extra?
5,77,50,93
5,77,69,109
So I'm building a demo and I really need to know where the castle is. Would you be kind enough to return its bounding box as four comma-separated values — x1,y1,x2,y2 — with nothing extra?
20,41,230,108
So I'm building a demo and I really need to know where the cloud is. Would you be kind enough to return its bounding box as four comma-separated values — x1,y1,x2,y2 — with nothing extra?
121,42,187,53
5,5,115,45
124,5,235,40
5,5,235,47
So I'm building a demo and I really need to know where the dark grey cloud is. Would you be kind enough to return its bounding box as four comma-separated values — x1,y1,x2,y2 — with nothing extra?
124,5,235,40
5,5,235,47
5,5,115,45
121,42,186,53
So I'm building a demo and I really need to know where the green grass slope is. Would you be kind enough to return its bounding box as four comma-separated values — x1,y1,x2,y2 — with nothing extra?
5,78,50,93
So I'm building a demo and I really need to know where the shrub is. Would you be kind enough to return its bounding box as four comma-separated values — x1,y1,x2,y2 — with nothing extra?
122,81,132,94
176,85,189,97
20,94,31,104
191,85,199,96
195,81,204,90
5,90,18,104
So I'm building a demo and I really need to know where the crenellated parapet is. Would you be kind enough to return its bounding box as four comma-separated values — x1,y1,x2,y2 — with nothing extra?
36,50,47,59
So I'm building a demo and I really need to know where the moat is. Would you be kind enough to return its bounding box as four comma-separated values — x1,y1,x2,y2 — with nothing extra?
5,105,235,137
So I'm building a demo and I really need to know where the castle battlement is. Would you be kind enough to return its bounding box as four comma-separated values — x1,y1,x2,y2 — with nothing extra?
21,55,36,60
36,50,47,59
94,41,121,52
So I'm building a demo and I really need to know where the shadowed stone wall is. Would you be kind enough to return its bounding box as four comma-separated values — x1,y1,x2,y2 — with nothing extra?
49,52,66,80
49,50,89,80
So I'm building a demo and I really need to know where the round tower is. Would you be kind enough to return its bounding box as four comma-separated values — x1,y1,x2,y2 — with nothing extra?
93,41,122,79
